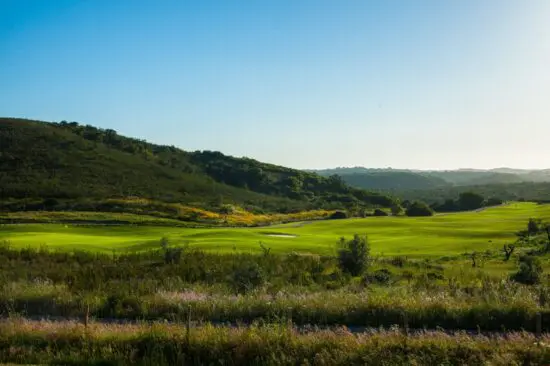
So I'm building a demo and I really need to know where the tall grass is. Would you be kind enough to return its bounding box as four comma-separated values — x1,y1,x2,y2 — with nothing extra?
0,319,549,365
2,281,550,332
0,244,549,332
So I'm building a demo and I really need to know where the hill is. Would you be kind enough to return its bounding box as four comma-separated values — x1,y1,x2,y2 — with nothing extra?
422,170,526,186
317,171,450,191
311,166,550,193
0,118,397,213
398,181,550,205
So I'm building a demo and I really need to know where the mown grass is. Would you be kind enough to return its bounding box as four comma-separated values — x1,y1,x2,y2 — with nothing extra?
1,202,549,256
0,319,549,365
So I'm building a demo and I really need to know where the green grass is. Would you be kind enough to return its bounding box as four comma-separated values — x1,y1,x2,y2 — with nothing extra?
1,202,549,256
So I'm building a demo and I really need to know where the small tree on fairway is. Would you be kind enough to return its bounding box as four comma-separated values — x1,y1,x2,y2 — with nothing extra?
337,234,370,276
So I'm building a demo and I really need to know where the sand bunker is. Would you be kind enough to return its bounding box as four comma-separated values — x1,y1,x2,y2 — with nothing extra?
263,233,297,238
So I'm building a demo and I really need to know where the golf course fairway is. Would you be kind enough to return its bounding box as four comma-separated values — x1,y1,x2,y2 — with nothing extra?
1,202,549,257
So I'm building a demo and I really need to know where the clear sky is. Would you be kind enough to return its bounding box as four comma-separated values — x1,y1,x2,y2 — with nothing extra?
1,0,549,170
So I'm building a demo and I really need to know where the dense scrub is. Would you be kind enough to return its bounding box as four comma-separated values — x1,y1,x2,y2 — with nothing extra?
1,241,550,332
0,201,334,226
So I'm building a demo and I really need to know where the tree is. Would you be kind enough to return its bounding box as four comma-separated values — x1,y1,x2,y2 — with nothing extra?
390,205,403,216
337,234,370,276
527,218,543,237
458,192,485,211
405,201,434,217
373,208,388,216
502,244,515,261
470,252,477,268
511,255,543,285
486,197,503,206
330,210,348,220
433,199,459,212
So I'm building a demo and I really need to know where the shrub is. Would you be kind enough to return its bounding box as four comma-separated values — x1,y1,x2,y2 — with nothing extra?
164,248,183,265
511,255,543,285
486,197,503,206
366,268,392,285
426,271,445,281
458,192,485,210
373,208,388,216
405,201,434,217
390,205,403,216
402,270,414,282
337,234,370,276
42,198,59,210
329,210,348,220
230,262,265,294
389,256,406,267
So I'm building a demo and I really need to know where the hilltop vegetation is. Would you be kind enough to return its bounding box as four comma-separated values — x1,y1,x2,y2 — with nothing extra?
313,167,550,187
311,166,550,205
0,118,396,213
327,171,450,191
400,181,550,206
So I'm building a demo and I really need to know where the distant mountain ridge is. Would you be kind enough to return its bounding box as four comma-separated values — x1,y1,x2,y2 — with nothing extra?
308,166,550,205
309,166,550,192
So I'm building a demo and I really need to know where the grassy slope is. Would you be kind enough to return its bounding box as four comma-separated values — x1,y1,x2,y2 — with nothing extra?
2,202,548,256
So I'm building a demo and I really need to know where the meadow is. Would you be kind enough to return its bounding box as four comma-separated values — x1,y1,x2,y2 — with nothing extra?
1,202,550,364
1,202,549,256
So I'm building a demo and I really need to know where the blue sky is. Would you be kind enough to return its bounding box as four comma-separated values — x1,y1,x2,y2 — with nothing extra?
1,0,549,169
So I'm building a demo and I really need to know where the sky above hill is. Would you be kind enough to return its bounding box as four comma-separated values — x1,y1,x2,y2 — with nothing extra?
1,0,549,170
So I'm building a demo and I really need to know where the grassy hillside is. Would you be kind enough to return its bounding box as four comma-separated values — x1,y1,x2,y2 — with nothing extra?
3,202,548,256
0,118,396,212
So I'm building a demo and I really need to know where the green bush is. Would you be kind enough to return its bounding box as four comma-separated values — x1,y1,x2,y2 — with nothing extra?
230,262,266,294
329,210,348,219
405,201,434,217
373,208,388,216
366,268,392,285
337,234,370,276
511,255,543,285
